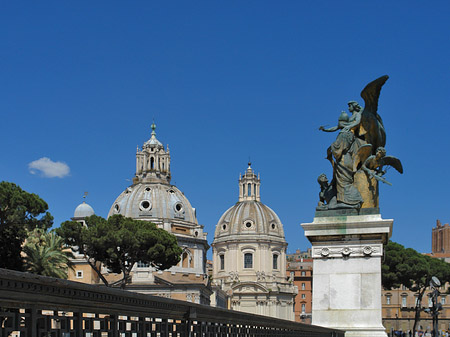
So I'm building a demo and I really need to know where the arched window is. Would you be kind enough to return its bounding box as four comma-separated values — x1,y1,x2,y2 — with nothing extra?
244,253,253,268
273,254,278,269
254,184,256,195
182,252,189,268
247,183,251,196
150,157,155,170
220,254,225,270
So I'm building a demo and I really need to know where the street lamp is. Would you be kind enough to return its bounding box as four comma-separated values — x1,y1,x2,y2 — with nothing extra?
424,276,442,337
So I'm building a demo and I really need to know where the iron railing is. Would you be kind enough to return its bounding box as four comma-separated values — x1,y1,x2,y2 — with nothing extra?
0,269,343,337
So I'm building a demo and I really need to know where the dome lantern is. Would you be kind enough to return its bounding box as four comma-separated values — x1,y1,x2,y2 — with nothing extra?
135,123,171,184
239,162,261,202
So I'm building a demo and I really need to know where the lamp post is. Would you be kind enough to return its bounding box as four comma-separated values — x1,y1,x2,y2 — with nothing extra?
424,276,442,337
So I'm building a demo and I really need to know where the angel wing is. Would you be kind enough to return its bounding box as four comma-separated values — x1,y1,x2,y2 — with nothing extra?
360,75,389,152
353,144,372,172
379,156,403,174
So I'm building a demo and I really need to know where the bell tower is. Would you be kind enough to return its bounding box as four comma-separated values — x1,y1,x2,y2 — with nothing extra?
238,162,261,202
134,123,171,184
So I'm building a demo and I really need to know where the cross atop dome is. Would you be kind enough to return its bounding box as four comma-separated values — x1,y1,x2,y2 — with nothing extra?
144,122,163,148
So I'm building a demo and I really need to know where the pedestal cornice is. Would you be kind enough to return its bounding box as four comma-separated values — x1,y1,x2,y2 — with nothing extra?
302,213,393,244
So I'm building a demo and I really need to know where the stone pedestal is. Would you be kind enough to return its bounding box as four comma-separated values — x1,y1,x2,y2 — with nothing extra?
302,210,392,337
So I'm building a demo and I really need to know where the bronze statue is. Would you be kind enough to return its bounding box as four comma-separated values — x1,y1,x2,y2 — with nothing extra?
361,147,403,186
317,75,403,211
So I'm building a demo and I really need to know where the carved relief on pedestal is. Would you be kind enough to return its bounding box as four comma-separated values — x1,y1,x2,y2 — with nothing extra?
313,243,383,258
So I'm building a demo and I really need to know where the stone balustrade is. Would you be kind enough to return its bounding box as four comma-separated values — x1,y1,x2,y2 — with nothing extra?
0,268,343,336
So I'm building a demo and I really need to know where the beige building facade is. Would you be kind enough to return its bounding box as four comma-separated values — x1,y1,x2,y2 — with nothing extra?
211,164,297,320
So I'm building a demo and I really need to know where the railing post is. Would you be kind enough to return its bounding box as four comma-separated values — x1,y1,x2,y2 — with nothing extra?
108,314,119,337
73,311,83,337
139,316,147,337
26,306,37,337
162,318,169,337
185,307,197,337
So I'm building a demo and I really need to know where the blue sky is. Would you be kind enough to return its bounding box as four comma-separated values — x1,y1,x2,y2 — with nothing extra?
1,1,449,257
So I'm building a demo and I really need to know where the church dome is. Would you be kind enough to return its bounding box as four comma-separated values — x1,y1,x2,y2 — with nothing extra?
213,163,285,242
108,123,197,225
214,201,284,240
74,201,95,219
211,164,295,321
108,183,197,223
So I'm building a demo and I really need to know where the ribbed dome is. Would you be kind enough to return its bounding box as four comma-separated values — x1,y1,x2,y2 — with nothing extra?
108,183,197,224
74,202,95,218
214,200,285,240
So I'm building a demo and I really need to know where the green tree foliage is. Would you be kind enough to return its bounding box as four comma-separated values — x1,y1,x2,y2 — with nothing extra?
0,181,53,271
23,228,73,279
382,241,450,335
57,214,182,288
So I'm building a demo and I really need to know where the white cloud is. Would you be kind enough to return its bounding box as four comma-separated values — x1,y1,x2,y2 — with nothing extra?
28,157,70,178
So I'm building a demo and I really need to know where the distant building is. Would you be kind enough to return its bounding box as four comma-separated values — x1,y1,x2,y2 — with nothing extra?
67,201,102,284
381,219,450,334
211,164,297,320
382,285,450,334
431,220,450,262
68,124,212,305
287,249,313,323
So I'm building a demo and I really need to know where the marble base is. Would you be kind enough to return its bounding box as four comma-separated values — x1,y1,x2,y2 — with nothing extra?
302,213,392,337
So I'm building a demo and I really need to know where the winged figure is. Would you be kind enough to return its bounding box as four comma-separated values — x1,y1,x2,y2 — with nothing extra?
319,75,388,155
317,75,402,210
361,147,403,186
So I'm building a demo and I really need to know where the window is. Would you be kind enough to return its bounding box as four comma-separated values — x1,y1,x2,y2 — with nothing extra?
386,296,391,305
182,252,191,268
301,304,306,313
76,271,83,279
247,183,251,196
301,283,306,290
301,294,306,299
244,253,253,268
301,271,306,276
402,296,407,308
273,254,278,269
220,255,225,270
441,297,446,305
